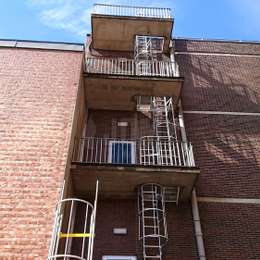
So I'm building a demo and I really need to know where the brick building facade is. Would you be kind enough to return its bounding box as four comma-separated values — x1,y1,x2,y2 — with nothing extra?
0,4,259,260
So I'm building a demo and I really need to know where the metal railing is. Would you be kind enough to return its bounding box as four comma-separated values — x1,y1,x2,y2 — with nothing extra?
85,57,180,77
73,137,195,167
48,181,99,260
92,4,172,19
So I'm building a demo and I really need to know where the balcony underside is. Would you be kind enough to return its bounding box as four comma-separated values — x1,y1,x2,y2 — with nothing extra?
91,15,173,52
71,164,199,201
84,75,183,110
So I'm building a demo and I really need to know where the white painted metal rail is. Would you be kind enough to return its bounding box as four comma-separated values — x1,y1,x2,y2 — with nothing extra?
85,57,179,77
92,4,172,19
73,137,195,167
48,181,99,260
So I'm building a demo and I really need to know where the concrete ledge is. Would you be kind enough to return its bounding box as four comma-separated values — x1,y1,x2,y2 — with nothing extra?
0,39,84,52
198,197,260,204
71,163,199,200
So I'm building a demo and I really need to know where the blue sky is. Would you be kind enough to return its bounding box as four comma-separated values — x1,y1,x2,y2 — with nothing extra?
0,0,260,43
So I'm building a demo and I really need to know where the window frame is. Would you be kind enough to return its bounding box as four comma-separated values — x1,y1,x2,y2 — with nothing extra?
102,256,137,260
108,140,136,164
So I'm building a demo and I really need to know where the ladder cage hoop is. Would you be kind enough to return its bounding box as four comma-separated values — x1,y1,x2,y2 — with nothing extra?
48,191,98,260
138,183,168,259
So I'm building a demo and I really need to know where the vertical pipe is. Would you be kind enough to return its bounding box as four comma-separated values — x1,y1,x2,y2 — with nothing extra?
178,102,207,260
192,190,207,260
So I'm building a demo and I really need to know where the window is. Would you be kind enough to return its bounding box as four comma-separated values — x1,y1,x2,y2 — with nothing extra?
108,141,136,164
102,256,136,260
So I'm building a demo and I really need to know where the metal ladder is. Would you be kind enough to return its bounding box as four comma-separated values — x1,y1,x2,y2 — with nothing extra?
135,36,153,75
134,35,164,76
138,184,168,260
152,97,178,166
152,97,177,139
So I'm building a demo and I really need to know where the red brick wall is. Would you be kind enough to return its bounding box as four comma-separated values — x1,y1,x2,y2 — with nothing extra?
199,202,260,260
0,47,83,259
176,40,260,197
91,200,197,260
175,39,260,55
184,114,260,198
176,53,260,113
177,39,260,260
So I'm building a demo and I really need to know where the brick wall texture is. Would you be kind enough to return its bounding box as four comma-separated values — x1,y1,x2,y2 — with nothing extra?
87,200,197,260
199,203,260,260
176,39,260,259
0,47,82,259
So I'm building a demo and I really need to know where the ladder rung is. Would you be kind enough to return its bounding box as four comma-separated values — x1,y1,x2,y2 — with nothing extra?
144,225,158,228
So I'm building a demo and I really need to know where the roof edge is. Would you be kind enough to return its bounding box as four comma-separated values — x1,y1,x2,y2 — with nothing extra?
173,36,260,45
0,39,84,52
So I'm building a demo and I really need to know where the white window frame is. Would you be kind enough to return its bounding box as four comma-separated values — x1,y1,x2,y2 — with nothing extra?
108,141,136,164
102,256,137,260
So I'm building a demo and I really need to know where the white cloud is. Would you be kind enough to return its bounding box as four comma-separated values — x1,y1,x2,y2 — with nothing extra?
26,0,92,38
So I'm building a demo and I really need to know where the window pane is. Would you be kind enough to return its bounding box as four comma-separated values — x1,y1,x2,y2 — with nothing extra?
111,142,133,164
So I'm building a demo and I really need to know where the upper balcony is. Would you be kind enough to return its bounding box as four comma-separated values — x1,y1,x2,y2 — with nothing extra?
84,56,183,111
93,4,172,19
91,4,173,52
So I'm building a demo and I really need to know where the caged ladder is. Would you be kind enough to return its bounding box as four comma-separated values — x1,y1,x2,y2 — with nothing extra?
138,96,179,167
152,96,177,139
135,34,182,260
152,96,179,166
138,183,168,259
134,35,164,76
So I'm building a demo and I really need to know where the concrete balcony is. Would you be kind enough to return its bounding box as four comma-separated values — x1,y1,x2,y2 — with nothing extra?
84,58,183,111
71,137,199,201
91,4,173,52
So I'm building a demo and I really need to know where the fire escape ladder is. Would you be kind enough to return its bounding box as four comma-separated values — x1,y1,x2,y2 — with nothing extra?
135,33,181,260
134,35,164,76
152,96,178,166
138,183,168,260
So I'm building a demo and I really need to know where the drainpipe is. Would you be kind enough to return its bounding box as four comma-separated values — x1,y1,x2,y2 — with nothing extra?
170,42,206,259
192,189,206,260
178,103,207,260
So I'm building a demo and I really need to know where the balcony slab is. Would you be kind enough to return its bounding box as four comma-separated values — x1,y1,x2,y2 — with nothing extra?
91,15,173,52
71,163,199,201
84,75,183,110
